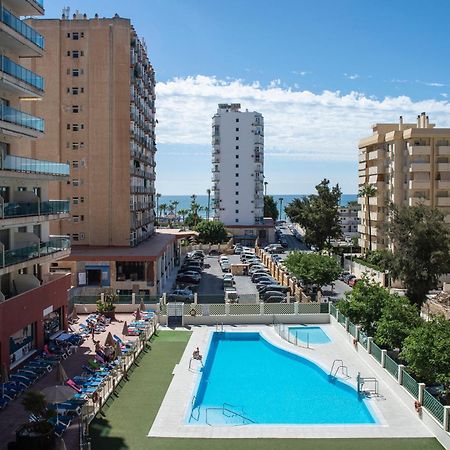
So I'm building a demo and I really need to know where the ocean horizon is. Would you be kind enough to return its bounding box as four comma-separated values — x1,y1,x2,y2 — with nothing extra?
156,194,358,219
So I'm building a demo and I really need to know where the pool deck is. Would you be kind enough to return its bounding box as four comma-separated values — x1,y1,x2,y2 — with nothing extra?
149,322,435,439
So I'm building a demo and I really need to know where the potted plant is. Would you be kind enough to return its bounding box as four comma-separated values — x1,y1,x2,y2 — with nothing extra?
15,391,55,450
96,293,117,320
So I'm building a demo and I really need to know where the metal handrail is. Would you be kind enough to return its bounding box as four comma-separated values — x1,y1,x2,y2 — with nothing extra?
205,404,255,426
329,359,349,379
189,395,200,421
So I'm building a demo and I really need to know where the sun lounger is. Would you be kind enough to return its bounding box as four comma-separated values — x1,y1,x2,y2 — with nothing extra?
48,402,81,416
53,421,70,438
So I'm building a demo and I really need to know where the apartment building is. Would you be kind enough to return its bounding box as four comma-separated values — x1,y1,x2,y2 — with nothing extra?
358,112,450,251
22,13,177,296
212,103,273,245
0,0,71,373
339,203,360,240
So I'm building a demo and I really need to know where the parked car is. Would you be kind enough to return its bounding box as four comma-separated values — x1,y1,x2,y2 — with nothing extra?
338,272,351,281
168,289,194,302
267,245,285,254
249,265,269,275
262,290,286,301
221,262,231,273
208,249,221,256
176,273,201,284
265,295,286,303
252,273,274,283
180,266,202,274
257,279,279,290
225,287,239,302
188,250,205,258
233,245,243,254
280,238,288,248
344,274,356,284
258,284,291,295
223,274,235,288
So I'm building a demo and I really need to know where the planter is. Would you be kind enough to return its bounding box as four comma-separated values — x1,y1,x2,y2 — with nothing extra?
16,424,55,450
102,310,116,320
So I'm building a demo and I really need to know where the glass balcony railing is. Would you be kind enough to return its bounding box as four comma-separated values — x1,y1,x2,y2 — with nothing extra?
1,154,69,176
2,236,70,268
0,105,44,132
0,6,44,49
1,200,69,219
0,55,44,91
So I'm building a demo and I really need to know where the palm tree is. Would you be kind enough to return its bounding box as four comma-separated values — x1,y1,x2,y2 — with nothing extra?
178,208,189,224
159,203,168,217
358,184,377,252
206,189,211,221
171,200,179,217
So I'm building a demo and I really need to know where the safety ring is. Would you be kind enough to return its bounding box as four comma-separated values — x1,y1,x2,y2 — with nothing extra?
189,308,197,317
353,338,358,347
414,400,422,412
92,392,99,403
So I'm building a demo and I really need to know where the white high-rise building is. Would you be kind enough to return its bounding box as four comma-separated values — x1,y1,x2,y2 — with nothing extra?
212,104,272,244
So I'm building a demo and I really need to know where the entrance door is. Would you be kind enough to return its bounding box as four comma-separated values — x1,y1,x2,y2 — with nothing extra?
167,302,184,328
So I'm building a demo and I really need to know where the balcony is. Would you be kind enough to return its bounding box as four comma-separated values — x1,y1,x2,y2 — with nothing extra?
358,152,366,163
0,55,44,97
437,197,450,207
0,6,44,57
1,154,69,178
409,180,431,190
2,0,44,16
1,200,69,225
409,163,430,173
438,146,450,156
212,154,220,164
212,137,220,145
211,173,219,182
408,145,431,157
358,162,366,171
368,149,384,160
436,180,450,190
0,236,70,272
437,163,450,172
0,105,44,138
409,197,430,207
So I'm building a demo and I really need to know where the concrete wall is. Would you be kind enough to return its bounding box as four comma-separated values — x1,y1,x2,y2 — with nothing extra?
344,259,387,286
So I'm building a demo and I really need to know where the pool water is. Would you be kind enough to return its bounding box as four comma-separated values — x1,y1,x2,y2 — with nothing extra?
288,326,331,345
189,332,376,425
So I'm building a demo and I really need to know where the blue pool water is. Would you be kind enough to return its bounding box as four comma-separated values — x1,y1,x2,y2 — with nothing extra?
288,326,331,345
189,332,376,425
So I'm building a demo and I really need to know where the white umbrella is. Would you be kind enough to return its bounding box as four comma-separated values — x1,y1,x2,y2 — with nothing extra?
42,385,74,403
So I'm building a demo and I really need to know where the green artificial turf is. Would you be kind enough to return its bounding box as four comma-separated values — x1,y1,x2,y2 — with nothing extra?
90,330,445,450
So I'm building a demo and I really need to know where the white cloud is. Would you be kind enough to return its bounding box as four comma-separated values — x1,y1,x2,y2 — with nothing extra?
292,70,310,76
156,75,450,162
344,73,360,80
417,80,446,87
441,93,448,98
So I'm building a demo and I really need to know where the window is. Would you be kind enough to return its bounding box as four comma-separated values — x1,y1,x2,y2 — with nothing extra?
72,69,79,77
236,128,239,132
72,233,79,241
73,215,79,223
235,191,239,195
67,33,71,38
72,179,80,187
80,215,84,221
235,210,239,214
80,196,85,203
235,182,239,186
70,87,78,95
72,105,80,113
235,137,239,141
72,160,79,168
235,155,239,159
72,50,79,58
236,118,239,123
235,200,239,204
72,32,79,40
235,146,239,149
67,123,71,130
235,164,239,168
235,173,239,177
235,219,239,223
72,142,80,150
72,197,79,204
66,50,70,56
72,124,79,131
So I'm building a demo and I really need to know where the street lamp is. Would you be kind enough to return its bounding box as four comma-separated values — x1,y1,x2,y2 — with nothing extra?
278,197,284,221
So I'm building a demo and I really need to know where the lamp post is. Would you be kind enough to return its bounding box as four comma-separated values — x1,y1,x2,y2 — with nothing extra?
264,181,268,196
278,197,284,221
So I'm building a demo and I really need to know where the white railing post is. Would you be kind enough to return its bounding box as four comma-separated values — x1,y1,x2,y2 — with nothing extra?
443,406,450,432
100,293,105,302
397,364,405,384
132,293,136,304
355,325,360,342
294,302,299,315
162,292,167,305
286,292,291,303
381,349,387,368
345,317,349,332
260,301,264,315
418,383,425,404
194,293,198,305
367,336,373,354
225,302,230,315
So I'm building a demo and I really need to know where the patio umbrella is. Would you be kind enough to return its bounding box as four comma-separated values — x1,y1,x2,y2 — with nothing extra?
122,321,129,336
56,362,68,385
135,308,142,321
140,299,146,312
104,332,115,348
42,385,74,403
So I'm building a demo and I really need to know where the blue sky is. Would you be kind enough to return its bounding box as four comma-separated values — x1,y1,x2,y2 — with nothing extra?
43,0,450,194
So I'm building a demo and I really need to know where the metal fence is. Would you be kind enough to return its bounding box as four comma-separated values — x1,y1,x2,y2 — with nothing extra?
423,389,445,424
384,354,399,379
401,369,419,399
370,342,382,363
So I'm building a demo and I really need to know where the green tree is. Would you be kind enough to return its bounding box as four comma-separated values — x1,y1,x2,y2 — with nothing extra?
285,179,342,250
337,276,391,336
358,184,377,252
158,203,167,217
283,251,340,291
400,315,450,386
178,208,189,224
196,220,228,244
386,204,450,307
263,195,278,221
374,295,421,350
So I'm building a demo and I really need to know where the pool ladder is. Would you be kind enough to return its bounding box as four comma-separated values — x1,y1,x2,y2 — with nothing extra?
329,359,350,379
205,403,256,426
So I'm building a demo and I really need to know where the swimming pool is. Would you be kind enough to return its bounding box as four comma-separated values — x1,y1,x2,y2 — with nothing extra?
188,332,376,425
288,326,331,345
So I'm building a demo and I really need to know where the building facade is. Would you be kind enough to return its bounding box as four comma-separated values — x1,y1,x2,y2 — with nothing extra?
20,13,175,297
212,104,272,244
0,0,71,373
339,203,360,240
358,112,450,251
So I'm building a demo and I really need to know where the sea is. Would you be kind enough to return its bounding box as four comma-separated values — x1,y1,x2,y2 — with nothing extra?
157,194,357,219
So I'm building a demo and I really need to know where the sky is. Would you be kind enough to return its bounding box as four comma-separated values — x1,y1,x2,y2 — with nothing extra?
42,0,450,195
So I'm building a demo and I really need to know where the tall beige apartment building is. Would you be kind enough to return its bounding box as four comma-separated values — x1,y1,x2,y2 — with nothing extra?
20,13,179,297
358,112,450,251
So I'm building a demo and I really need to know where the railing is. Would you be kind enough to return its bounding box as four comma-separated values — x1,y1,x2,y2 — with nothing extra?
423,389,445,424
1,236,70,268
401,370,419,399
384,354,399,379
0,6,45,49
73,295,160,305
0,105,44,132
370,341,382,363
0,55,44,91
1,154,70,175
1,200,69,219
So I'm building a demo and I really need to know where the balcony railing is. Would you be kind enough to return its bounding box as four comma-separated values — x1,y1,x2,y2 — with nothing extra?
0,104,44,132
1,236,70,269
0,6,44,49
0,55,44,91
1,154,69,176
1,200,69,219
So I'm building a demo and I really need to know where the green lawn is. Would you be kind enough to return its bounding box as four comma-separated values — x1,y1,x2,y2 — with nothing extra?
90,331,444,450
